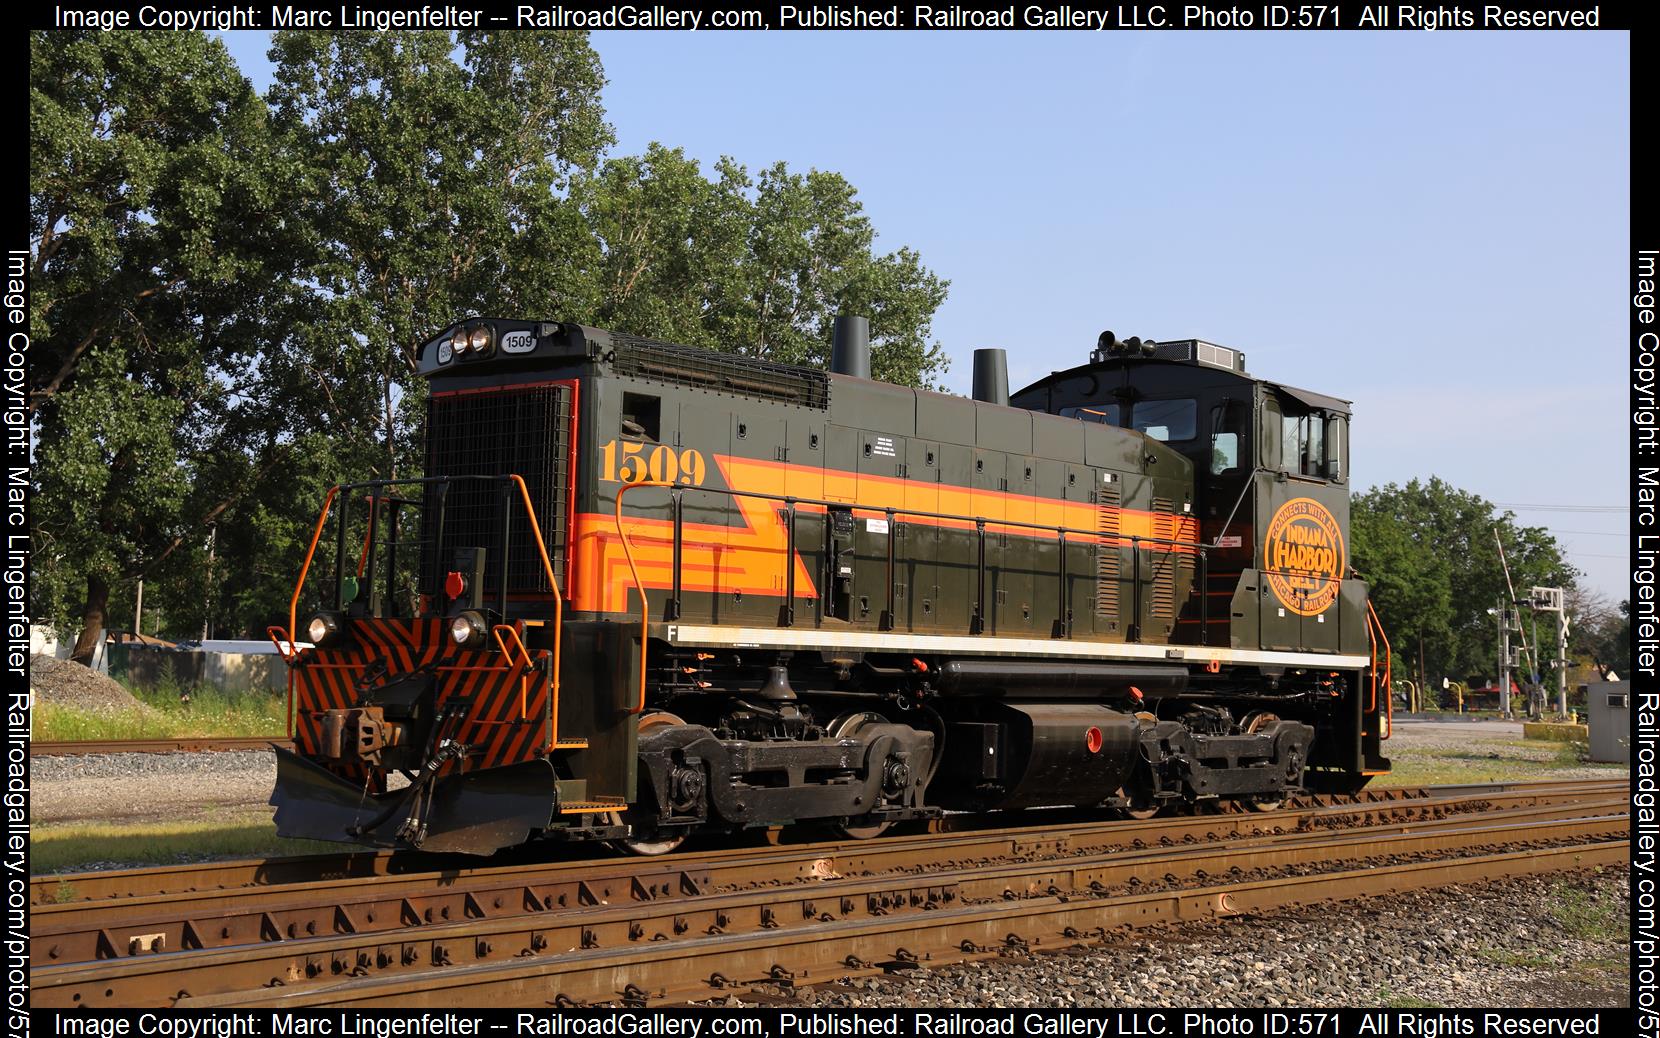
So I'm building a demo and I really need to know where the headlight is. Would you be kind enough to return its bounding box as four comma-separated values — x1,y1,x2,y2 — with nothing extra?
468,326,493,353
450,327,469,354
450,610,487,649
306,612,342,647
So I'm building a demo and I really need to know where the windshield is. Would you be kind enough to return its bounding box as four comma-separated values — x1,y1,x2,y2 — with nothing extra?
1061,398,1197,442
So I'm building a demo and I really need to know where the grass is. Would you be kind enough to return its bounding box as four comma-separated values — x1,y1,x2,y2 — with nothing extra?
1549,882,1628,942
1476,947,1556,969
1373,734,1626,788
1377,988,1444,1008
35,675,287,742
32,817,337,875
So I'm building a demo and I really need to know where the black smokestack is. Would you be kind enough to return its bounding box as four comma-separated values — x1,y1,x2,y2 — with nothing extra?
830,315,870,379
972,348,1009,406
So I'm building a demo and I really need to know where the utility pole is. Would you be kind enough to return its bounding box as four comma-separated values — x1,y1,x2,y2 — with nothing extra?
134,578,144,639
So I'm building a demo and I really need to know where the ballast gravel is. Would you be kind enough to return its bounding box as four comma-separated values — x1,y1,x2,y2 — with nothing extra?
725,870,1628,1010
31,749,278,825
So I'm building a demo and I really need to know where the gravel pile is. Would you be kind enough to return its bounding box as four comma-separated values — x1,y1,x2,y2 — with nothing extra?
724,870,1627,1009
30,654,147,713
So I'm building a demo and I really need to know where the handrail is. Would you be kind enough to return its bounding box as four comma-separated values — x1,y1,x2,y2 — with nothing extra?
281,475,568,750
265,625,300,663
288,486,341,646
506,474,566,748
1367,599,1393,739
491,623,535,725
613,481,669,714
611,479,1209,647
266,625,300,739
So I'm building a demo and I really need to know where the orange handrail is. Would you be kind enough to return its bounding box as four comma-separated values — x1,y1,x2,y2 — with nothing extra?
288,486,341,644
283,486,340,737
507,474,566,748
266,625,299,738
266,625,300,663
614,481,674,715
492,622,536,727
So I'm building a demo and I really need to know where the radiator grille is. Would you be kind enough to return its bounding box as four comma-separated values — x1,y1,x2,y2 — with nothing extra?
421,384,572,594
1095,483,1120,618
1148,494,1188,624
1149,497,1178,622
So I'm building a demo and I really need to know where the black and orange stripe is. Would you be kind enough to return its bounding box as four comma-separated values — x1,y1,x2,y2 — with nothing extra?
290,618,555,781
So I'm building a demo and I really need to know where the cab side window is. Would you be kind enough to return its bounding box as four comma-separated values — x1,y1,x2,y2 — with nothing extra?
1281,409,1333,478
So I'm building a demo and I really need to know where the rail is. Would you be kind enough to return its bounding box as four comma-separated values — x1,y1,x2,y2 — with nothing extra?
283,475,568,751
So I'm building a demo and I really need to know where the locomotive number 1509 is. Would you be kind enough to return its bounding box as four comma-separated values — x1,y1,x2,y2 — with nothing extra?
599,439,708,486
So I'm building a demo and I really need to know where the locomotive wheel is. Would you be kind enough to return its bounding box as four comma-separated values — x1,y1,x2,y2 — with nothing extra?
1117,787,1162,820
1240,712,1286,812
614,711,692,856
825,712,894,840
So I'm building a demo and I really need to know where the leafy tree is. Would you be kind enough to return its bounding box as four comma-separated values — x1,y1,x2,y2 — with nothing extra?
32,31,953,650
29,31,303,660
1351,477,1576,690
578,144,951,388
1566,588,1629,678
266,30,611,484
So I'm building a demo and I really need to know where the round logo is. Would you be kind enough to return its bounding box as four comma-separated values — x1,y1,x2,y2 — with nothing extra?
1263,497,1345,616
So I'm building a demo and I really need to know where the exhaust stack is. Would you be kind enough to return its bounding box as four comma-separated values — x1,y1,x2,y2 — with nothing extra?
830,315,871,379
972,348,1009,406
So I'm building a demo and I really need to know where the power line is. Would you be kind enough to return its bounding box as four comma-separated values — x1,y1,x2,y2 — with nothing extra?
1492,502,1629,513
1550,529,1629,537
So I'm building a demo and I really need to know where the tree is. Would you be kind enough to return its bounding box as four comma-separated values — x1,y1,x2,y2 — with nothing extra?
1351,477,1576,688
266,30,611,485
30,31,303,660
578,144,951,388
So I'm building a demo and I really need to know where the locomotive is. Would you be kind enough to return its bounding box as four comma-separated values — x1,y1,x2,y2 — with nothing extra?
269,316,1393,855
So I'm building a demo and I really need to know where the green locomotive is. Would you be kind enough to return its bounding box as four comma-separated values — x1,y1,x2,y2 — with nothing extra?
269,317,1392,854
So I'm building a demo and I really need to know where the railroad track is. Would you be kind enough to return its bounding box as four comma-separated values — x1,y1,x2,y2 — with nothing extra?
31,736,290,756
28,778,1623,906
30,779,1628,1009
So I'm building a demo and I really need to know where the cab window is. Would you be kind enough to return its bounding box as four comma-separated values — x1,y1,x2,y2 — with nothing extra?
1282,410,1327,478
1210,433,1239,475
1061,399,1197,442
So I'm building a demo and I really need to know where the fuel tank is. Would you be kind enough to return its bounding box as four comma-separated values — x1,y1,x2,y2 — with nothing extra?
932,702,1140,811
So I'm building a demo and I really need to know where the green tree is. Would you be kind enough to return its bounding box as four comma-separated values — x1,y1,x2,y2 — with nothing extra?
266,29,611,484
30,31,303,659
579,144,951,388
1351,477,1576,689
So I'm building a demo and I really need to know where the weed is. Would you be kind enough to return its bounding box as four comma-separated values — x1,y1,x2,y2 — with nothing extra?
1549,884,1628,942
35,680,286,742
1475,947,1555,969
1377,987,1443,1008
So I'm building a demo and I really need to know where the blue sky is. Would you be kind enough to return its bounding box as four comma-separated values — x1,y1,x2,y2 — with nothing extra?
220,30,1631,599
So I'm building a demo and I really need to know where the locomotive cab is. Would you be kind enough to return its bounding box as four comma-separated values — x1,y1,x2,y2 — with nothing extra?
1010,334,1389,784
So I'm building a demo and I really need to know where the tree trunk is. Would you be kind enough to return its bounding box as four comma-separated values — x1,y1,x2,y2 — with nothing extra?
70,573,109,666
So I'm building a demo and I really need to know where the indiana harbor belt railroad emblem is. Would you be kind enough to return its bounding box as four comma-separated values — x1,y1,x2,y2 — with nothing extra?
1263,497,1344,616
